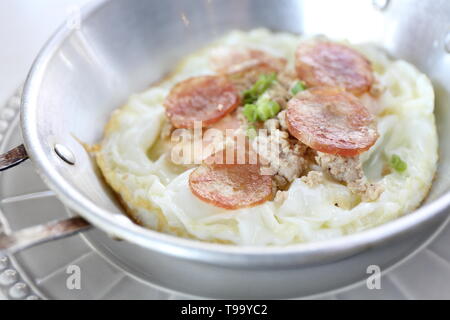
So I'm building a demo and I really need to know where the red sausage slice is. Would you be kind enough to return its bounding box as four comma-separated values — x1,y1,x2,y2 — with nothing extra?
189,162,273,210
296,41,374,96
164,75,240,129
286,87,378,157
190,143,272,210
210,47,287,74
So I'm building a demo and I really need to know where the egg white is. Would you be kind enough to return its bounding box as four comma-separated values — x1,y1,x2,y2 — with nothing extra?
96,29,438,245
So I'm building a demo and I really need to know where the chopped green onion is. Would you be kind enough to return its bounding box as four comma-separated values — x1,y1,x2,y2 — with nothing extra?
243,91,259,105
243,99,281,124
291,81,306,95
243,73,277,104
390,154,407,173
256,99,281,121
243,104,258,123
246,125,257,139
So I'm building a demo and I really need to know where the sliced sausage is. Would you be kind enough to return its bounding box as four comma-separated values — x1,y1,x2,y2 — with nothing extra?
296,41,374,95
189,161,273,210
286,87,378,157
164,75,240,129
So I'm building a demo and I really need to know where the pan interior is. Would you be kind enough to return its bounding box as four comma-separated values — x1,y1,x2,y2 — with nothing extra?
22,0,450,261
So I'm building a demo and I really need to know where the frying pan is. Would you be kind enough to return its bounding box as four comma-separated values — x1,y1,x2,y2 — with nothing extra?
1,0,450,298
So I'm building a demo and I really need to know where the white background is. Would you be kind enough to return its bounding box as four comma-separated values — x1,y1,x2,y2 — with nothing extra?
0,0,92,108
0,0,92,300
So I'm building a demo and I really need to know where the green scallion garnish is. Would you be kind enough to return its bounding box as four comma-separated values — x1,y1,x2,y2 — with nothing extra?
243,104,258,123
243,73,277,104
256,99,281,121
291,81,306,95
390,154,407,173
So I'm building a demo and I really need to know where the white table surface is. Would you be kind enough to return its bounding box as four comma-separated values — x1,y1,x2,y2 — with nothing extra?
0,0,92,300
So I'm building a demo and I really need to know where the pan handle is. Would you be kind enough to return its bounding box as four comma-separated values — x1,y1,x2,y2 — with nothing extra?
0,144,29,171
0,145,92,255
0,217,91,255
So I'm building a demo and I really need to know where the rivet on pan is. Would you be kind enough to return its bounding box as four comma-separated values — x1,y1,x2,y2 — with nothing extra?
54,144,76,165
372,0,390,11
445,32,450,53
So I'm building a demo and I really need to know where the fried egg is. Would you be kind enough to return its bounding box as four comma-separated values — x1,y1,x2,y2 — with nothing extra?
95,29,438,245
